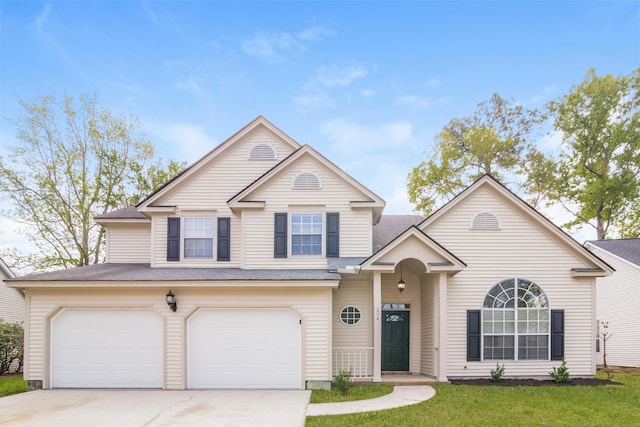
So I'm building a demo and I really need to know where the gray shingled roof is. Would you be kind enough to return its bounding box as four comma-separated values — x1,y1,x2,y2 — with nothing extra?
373,215,424,252
9,263,340,282
95,206,147,220
588,239,640,267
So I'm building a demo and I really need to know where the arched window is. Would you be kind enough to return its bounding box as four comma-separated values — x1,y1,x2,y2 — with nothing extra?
293,173,321,189
471,212,500,229
248,144,276,160
482,278,549,360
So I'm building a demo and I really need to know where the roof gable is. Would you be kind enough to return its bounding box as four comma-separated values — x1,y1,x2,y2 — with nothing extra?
420,175,613,276
361,226,466,273
228,144,386,219
137,116,301,209
0,258,15,279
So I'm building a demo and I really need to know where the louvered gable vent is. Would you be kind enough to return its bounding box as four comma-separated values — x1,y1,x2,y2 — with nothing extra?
249,144,276,160
293,173,321,189
471,212,500,229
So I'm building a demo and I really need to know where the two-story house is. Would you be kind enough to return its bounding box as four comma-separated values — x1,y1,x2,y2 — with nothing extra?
8,117,613,390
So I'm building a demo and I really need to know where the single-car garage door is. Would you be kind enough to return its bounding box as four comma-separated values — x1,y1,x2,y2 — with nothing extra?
51,309,163,388
188,308,302,389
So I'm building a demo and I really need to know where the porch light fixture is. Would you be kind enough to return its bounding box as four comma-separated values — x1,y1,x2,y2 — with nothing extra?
397,261,405,294
166,290,177,312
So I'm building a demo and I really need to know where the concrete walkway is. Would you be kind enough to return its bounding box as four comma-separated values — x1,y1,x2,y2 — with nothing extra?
306,385,436,416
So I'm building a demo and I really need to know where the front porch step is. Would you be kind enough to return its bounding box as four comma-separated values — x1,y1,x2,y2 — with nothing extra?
380,374,446,386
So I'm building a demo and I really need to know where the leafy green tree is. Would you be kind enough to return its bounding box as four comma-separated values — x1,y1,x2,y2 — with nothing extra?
0,320,23,374
544,68,640,239
408,93,544,215
0,93,186,270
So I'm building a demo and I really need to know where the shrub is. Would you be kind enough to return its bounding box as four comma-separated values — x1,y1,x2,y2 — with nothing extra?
550,359,570,383
333,370,352,395
490,363,505,382
0,320,24,374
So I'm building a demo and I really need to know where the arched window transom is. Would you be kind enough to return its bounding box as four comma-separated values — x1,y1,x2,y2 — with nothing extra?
482,278,550,361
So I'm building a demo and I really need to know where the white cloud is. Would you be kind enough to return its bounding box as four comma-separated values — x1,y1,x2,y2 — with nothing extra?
425,78,442,89
144,120,217,163
297,25,335,42
0,216,36,256
33,3,52,31
294,92,335,110
360,89,376,98
316,64,367,87
175,76,203,94
322,118,415,155
537,130,564,151
394,95,432,108
241,25,333,62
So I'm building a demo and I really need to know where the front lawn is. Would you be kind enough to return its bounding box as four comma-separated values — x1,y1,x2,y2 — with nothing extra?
306,372,640,426
310,385,393,403
0,375,28,397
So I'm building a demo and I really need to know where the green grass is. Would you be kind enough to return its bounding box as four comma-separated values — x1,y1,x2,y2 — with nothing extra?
310,385,393,403
306,373,640,426
0,375,28,397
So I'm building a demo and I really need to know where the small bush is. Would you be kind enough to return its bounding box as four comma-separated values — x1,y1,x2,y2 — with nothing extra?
550,359,571,383
490,363,505,382
0,320,23,374
333,370,352,395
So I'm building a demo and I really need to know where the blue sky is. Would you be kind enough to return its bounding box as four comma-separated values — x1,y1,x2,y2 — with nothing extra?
1,0,639,252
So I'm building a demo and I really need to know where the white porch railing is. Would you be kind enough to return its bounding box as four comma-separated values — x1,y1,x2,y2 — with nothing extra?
332,347,373,379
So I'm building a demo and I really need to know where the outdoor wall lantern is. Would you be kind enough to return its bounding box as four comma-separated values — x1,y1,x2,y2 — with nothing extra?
166,290,177,312
397,261,405,294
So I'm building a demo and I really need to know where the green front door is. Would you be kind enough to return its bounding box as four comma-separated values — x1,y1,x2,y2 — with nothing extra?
382,311,410,371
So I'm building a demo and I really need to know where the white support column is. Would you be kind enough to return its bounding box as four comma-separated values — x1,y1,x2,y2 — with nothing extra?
373,271,382,382
436,272,448,382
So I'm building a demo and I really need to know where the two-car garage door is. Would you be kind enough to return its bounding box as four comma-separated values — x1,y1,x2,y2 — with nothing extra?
51,309,163,388
188,309,302,389
51,308,302,389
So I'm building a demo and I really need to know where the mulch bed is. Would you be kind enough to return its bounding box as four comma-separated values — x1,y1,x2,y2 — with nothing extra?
451,377,621,386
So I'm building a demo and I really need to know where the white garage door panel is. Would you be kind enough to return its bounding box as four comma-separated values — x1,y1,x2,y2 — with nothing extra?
188,309,301,389
51,309,163,388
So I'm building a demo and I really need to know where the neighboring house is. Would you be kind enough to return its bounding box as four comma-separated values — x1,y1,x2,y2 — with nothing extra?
0,257,24,324
585,239,640,367
7,117,613,390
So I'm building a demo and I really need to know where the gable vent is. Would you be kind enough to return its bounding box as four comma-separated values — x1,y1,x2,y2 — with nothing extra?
249,144,276,160
471,212,500,229
293,173,321,189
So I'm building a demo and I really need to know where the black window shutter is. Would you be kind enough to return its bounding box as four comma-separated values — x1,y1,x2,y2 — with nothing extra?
167,217,180,261
551,309,565,360
326,212,339,258
467,310,481,361
274,213,287,258
217,217,230,261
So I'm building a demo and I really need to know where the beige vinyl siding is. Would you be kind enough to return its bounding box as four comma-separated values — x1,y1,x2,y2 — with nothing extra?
590,246,640,367
381,271,422,373
424,186,597,377
1,270,24,324
24,285,330,389
242,156,373,268
105,223,151,263
421,274,435,376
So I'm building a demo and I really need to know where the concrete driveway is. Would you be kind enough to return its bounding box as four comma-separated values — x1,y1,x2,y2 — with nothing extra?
0,389,312,427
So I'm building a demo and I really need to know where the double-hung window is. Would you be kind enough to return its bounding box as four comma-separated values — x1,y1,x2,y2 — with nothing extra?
183,218,214,259
291,213,322,256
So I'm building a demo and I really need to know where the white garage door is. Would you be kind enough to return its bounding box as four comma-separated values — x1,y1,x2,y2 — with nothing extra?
51,309,163,388
188,308,302,389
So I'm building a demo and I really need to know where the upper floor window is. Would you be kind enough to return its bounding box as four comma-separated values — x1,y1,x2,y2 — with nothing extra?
291,213,322,256
482,278,549,360
184,218,214,259
248,144,276,160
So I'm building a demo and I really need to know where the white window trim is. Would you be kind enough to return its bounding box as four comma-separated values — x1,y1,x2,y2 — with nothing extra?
339,305,362,326
289,211,325,257
181,213,216,261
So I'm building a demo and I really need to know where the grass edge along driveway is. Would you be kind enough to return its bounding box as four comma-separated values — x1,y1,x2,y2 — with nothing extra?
306,372,640,426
